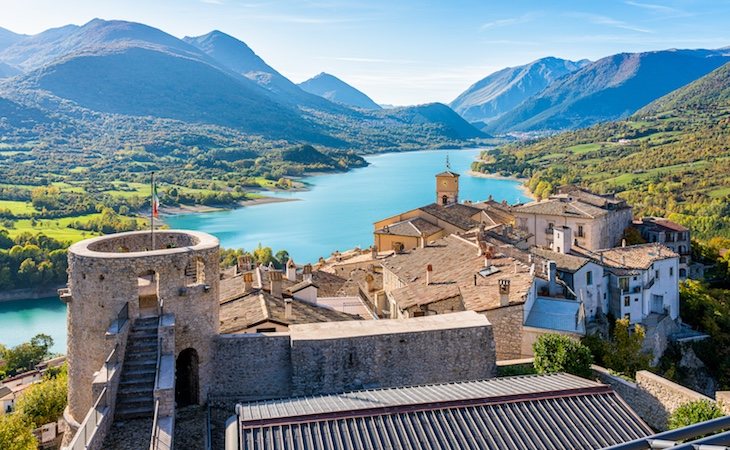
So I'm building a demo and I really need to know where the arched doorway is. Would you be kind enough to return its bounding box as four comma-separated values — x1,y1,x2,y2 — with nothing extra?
176,348,199,407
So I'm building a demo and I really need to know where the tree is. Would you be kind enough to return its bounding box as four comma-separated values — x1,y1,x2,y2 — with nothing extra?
533,333,593,378
603,318,652,378
253,243,275,266
622,226,646,245
15,364,68,427
1,334,54,377
0,413,36,450
669,399,724,429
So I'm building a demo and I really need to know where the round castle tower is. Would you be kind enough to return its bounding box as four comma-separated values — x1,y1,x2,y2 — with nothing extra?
65,230,219,424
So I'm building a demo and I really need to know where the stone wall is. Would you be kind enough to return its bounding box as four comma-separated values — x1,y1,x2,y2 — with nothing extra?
210,312,496,403
211,334,292,401
483,304,524,359
593,366,712,430
65,230,219,422
289,319,495,396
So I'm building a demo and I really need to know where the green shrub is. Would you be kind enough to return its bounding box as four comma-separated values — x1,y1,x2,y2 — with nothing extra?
669,399,725,429
0,413,36,450
533,333,593,378
15,364,68,427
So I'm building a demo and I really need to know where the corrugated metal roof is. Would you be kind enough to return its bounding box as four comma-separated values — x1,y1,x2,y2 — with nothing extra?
235,374,651,450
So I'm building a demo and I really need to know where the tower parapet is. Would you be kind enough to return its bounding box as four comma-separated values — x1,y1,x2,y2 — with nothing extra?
65,230,220,423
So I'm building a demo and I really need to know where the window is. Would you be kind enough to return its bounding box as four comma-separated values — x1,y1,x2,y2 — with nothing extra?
619,277,629,292
548,222,554,230
441,195,448,205
670,267,674,277
633,276,637,281
655,269,660,280
412,311,426,317
577,225,584,238
625,313,631,322
256,327,276,333
586,271,593,285
624,296,630,307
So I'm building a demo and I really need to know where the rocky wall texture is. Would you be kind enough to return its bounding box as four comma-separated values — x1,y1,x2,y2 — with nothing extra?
210,318,496,403
483,304,524,360
594,366,712,430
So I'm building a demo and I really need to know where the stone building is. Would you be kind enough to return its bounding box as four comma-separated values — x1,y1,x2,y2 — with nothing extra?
61,230,499,450
63,230,220,431
514,186,633,251
373,168,524,253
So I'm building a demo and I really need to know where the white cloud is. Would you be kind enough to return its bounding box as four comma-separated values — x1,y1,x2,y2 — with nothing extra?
624,1,682,15
480,13,536,31
568,12,652,33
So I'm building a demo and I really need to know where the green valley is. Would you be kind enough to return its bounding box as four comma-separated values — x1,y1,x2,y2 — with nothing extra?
472,62,730,240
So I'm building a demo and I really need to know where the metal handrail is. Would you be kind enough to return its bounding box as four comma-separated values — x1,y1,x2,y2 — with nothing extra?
110,302,129,334
104,343,119,384
602,415,730,450
148,398,161,450
148,298,165,450
67,387,108,450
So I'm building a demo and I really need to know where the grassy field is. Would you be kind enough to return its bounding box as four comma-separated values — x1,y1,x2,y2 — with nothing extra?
2,213,148,243
0,200,37,215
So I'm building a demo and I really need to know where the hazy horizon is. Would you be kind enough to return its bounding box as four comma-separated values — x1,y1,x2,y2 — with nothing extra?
2,0,729,105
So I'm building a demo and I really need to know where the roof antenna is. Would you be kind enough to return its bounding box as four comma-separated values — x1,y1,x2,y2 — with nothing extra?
446,153,451,171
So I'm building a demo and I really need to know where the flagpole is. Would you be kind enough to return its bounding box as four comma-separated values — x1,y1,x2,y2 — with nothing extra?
151,171,155,250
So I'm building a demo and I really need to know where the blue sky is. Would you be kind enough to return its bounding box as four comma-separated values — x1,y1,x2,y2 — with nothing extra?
2,0,729,105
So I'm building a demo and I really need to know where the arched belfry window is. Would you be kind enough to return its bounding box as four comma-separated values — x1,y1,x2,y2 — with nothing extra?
442,195,448,205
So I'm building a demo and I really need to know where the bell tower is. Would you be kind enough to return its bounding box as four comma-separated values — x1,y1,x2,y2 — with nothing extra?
435,155,459,206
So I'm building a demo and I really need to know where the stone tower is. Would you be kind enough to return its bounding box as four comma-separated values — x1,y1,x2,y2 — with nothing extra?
64,230,219,425
435,170,460,206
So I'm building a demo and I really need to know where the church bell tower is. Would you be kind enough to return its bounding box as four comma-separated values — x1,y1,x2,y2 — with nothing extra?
435,155,459,206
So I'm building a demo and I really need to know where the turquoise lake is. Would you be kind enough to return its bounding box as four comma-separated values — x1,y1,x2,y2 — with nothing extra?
0,148,529,353
166,148,529,263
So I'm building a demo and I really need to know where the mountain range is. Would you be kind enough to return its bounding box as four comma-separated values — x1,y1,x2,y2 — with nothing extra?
450,57,589,124
0,19,484,154
299,73,381,110
452,49,730,134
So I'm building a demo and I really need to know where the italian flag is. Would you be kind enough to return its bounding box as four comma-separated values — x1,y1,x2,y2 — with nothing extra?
152,181,159,218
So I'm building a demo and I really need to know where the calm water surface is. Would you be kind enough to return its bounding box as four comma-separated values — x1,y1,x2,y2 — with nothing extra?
0,297,67,353
167,148,529,262
0,148,528,352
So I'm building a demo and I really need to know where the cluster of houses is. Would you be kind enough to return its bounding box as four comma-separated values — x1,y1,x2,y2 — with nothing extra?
218,167,694,360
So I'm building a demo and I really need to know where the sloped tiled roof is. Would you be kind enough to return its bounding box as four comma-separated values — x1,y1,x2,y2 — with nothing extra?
515,198,608,218
531,247,591,273
390,283,462,309
381,234,534,312
635,217,689,233
374,217,443,237
235,373,651,450
419,203,481,231
588,243,678,270
219,290,359,333
435,170,460,177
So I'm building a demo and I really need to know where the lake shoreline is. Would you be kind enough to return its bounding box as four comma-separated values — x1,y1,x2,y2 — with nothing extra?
0,286,63,303
466,170,535,200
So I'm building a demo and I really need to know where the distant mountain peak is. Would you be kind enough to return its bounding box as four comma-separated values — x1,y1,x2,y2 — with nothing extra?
450,56,587,123
299,72,381,110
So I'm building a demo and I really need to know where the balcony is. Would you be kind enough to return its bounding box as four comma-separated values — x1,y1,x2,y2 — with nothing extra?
644,277,655,290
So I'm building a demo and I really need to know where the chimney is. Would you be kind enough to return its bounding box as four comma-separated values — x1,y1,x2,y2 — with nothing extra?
420,233,427,249
254,264,264,289
366,273,375,292
478,239,487,256
622,239,627,248
499,279,510,306
371,245,378,260
302,264,313,282
530,263,535,276
426,264,433,285
553,226,572,254
286,258,297,282
548,261,560,296
284,298,292,320
269,270,283,298
238,255,253,273
242,272,254,292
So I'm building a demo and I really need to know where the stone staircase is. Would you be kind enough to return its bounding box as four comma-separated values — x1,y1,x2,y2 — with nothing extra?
116,316,159,420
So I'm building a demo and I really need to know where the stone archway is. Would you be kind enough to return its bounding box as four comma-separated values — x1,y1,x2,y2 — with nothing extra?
176,348,199,407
